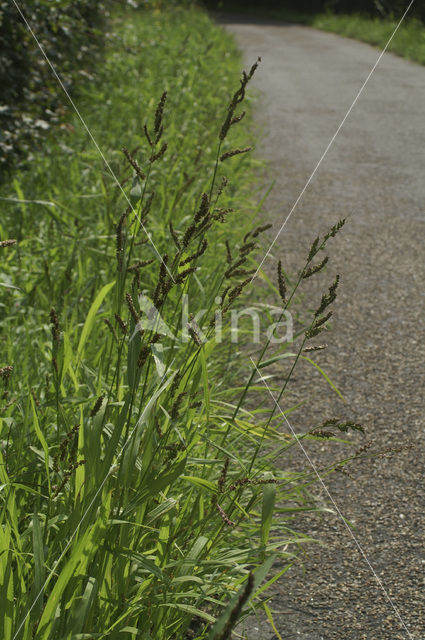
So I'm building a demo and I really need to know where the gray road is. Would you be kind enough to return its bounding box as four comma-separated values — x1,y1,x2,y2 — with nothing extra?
221,15,425,640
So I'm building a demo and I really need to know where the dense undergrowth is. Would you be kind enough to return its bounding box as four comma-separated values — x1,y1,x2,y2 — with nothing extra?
0,0,114,172
0,5,362,639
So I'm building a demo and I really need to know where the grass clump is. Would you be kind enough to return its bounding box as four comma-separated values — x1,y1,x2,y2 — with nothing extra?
311,12,425,65
0,4,367,639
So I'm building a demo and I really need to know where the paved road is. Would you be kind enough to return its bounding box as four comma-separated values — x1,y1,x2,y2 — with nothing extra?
220,15,425,640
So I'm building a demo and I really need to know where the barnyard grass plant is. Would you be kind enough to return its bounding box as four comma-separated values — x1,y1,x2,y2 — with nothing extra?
0,5,371,639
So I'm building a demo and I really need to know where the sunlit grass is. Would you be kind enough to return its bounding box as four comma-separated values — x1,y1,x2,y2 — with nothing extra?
0,5,359,639
312,13,425,65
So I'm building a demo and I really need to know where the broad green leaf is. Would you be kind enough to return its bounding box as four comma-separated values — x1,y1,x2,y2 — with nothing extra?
179,536,209,577
35,493,111,638
258,352,297,369
146,498,177,524
181,475,217,494
76,281,115,363
31,511,45,619
30,394,51,494
68,577,98,635
160,603,216,624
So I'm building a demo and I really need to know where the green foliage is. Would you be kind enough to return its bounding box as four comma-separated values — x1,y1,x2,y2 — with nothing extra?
0,5,359,639
310,13,425,65
0,0,111,173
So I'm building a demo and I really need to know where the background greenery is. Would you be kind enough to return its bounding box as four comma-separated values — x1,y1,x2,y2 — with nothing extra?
0,0,112,173
205,0,425,21
206,0,425,67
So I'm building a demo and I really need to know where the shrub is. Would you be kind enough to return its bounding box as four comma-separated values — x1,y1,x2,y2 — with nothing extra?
0,0,111,173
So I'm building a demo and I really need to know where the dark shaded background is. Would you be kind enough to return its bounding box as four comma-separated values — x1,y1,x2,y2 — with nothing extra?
203,0,424,21
0,0,111,176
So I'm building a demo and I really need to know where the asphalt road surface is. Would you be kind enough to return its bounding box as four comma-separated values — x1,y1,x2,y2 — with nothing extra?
220,14,425,640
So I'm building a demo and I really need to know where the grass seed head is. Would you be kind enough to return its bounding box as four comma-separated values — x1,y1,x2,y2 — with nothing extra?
50,308,60,345
225,240,232,264
0,366,13,385
215,503,234,527
187,314,203,347
307,236,320,262
175,264,197,285
217,175,228,198
182,220,196,248
90,395,104,418
194,192,210,223
150,142,168,163
230,110,245,126
213,207,233,223
125,293,140,324
220,147,251,162
239,241,256,257
137,344,150,369
225,256,246,279
116,210,128,271
179,238,208,266
154,90,167,135
215,571,254,640
114,313,127,335
171,392,186,420
277,260,286,304
219,58,260,141
122,146,146,179
104,318,118,342
143,123,153,147
0,239,17,248
304,343,328,352
251,223,272,238
127,259,155,272
311,429,335,439
223,277,251,313
302,255,329,279
169,220,181,250
324,218,346,241
314,275,340,317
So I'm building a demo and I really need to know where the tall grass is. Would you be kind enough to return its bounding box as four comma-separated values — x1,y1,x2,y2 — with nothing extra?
0,5,365,639
311,12,425,64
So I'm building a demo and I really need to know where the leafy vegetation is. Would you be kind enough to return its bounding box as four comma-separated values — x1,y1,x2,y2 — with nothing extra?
306,12,425,65
0,0,111,172
0,4,363,639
